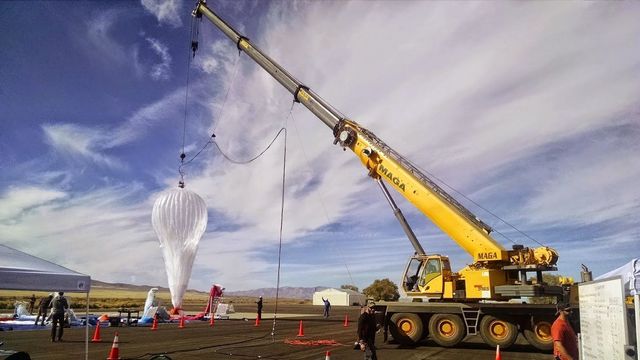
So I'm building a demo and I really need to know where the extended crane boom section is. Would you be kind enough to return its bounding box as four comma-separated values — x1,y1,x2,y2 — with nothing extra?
194,1,341,130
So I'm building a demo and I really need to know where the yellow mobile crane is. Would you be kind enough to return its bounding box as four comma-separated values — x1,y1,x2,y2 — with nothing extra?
193,0,575,351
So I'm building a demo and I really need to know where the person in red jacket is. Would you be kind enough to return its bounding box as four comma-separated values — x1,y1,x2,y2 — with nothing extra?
551,302,579,360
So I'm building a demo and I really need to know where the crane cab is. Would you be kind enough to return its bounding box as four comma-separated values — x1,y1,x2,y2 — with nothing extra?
401,254,456,301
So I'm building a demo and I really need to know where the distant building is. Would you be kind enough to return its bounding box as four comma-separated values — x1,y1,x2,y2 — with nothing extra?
312,288,366,306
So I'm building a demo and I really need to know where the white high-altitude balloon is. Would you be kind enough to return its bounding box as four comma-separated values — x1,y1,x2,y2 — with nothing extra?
151,187,207,310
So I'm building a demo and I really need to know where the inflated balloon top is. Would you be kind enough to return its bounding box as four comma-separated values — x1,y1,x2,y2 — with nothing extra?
151,187,207,311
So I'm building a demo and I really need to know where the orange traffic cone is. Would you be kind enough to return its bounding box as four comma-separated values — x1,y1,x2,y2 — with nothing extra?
495,344,501,360
296,320,305,337
91,320,102,342
178,316,185,329
254,316,260,327
106,332,120,360
325,350,331,360
209,314,215,327
343,314,349,327
150,316,158,331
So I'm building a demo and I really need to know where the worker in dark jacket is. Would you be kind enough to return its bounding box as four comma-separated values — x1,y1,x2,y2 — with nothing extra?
49,292,69,342
357,304,378,360
256,296,263,321
34,294,53,326
28,294,36,314
322,297,331,318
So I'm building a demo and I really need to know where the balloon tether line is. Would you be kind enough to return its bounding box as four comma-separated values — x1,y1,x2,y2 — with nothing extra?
270,103,294,340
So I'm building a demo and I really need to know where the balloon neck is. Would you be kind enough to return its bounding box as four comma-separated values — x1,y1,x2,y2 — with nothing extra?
169,307,183,315
178,181,185,188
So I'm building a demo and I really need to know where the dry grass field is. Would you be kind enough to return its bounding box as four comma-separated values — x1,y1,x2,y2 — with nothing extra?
0,284,308,312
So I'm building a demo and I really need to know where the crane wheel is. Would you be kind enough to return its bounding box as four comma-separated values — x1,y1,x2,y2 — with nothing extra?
389,313,423,345
428,313,465,347
478,315,518,349
523,317,554,351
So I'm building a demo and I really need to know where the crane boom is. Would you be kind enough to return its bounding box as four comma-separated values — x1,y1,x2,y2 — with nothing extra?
193,2,562,302
193,0,515,262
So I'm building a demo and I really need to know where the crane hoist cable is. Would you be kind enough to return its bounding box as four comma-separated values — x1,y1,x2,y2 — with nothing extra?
177,12,201,187
289,110,356,287
410,161,546,248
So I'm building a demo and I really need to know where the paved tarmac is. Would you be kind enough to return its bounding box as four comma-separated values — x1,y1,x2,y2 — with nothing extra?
0,304,552,360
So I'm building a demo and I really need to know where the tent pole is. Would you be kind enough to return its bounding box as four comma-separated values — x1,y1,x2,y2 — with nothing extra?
635,294,639,357
85,291,89,360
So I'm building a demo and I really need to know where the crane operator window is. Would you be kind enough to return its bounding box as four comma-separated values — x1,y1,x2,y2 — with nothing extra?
404,259,422,291
420,259,442,287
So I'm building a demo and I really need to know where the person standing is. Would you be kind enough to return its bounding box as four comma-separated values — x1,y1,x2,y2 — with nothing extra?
49,292,69,342
551,302,579,360
256,296,263,321
34,294,53,326
322,297,331,318
357,304,378,360
28,294,36,314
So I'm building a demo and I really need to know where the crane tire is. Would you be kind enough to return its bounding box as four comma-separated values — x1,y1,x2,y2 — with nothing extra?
389,313,423,345
523,317,554,351
478,315,518,349
428,313,465,347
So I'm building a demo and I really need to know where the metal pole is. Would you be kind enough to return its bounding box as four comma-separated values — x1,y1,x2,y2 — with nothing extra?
85,291,89,360
376,179,426,255
636,294,639,359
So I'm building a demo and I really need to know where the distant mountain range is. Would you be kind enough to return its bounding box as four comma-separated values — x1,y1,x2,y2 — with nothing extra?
91,280,179,293
226,286,329,299
92,280,327,299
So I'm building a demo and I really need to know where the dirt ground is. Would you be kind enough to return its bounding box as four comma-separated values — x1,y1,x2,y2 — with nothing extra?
0,304,552,360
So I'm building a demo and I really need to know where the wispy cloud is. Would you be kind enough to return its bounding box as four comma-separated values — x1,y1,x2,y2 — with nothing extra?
86,11,127,64
108,88,185,148
141,0,183,28
146,37,172,81
0,183,165,286
84,10,145,76
42,123,125,169
520,127,640,227
0,186,67,222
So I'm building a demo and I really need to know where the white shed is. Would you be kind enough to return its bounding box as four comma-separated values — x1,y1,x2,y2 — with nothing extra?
312,288,366,306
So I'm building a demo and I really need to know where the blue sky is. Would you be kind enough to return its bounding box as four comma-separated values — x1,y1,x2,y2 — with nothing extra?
1,0,639,292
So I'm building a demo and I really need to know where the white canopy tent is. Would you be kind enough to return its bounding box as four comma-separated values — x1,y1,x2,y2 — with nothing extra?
596,258,640,296
0,243,91,360
312,288,367,306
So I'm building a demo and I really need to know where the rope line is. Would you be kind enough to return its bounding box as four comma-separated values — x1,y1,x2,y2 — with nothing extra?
177,54,241,175
271,127,287,339
213,128,285,165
